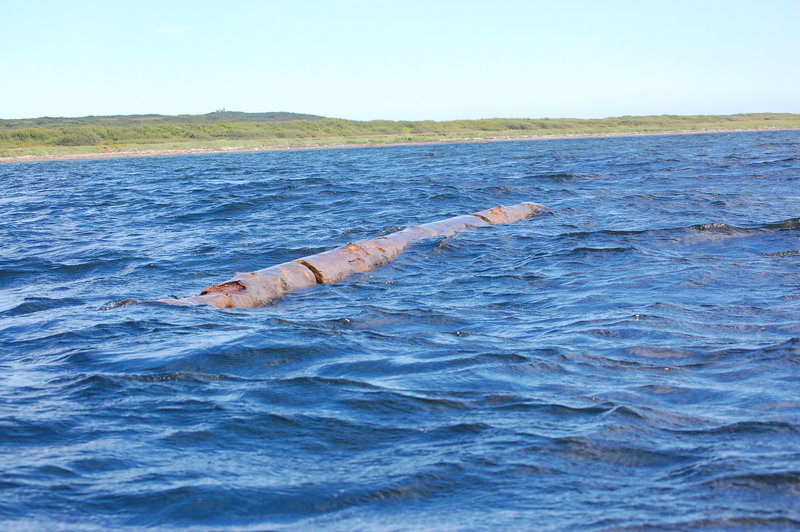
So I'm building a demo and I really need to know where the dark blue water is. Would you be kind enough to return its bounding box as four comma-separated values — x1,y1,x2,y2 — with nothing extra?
1,131,799,530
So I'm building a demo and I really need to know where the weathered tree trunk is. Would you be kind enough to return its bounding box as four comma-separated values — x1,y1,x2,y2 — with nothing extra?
159,202,546,308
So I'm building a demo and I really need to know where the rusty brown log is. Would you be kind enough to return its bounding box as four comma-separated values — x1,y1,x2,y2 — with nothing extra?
158,202,546,308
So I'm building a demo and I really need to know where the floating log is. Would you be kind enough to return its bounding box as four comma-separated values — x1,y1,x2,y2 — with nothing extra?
159,202,546,308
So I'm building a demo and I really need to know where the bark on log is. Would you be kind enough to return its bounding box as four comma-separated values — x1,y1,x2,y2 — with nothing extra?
158,202,546,308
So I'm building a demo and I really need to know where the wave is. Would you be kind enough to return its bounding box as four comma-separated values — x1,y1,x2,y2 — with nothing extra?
562,217,800,240
568,246,631,254
0,254,145,288
761,249,800,257
715,337,800,362
526,171,599,181
667,420,799,436
2,296,83,317
615,516,800,531
700,470,800,490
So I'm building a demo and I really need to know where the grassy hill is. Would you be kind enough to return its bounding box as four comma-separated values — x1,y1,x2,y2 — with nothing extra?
0,111,325,129
1,112,798,159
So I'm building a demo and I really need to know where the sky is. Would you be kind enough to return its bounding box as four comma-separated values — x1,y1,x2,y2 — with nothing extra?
2,0,798,121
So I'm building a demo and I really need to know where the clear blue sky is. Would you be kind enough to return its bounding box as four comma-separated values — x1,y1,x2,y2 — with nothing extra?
2,0,798,120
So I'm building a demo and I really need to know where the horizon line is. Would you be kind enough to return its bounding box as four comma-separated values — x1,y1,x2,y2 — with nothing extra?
2,110,799,122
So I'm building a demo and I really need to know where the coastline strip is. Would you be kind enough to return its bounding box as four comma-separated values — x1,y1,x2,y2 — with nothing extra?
2,127,798,164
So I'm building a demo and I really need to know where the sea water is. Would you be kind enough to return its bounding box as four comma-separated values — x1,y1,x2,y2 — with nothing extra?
1,131,798,530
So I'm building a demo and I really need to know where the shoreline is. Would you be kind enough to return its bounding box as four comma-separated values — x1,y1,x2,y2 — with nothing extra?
1,127,798,163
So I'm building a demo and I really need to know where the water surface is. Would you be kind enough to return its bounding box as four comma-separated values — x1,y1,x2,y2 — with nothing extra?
1,131,799,530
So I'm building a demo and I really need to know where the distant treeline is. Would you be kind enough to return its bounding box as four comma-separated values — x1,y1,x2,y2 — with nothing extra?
1,113,798,149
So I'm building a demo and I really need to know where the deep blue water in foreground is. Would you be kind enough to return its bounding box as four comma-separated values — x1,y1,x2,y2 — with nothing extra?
1,131,799,531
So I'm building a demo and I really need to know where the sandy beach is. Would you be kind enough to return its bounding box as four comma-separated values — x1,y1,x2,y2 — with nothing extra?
1,127,797,164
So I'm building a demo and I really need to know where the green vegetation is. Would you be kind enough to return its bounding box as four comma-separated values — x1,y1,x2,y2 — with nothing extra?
0,111,325,129
1,112,798,159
